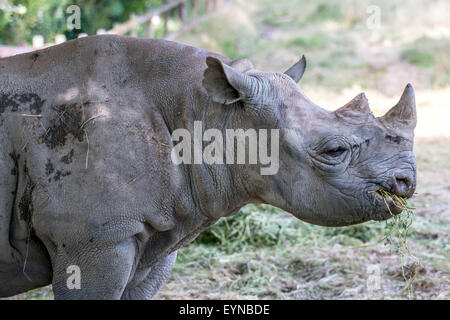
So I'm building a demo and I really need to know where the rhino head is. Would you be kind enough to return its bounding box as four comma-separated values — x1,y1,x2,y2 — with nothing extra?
203,56,417,226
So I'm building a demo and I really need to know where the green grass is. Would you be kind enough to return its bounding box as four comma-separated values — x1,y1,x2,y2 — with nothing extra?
286,33,329,50
307,2,342,22
376,189,420,298
195,204,387,251
194,204,299,252
402,49,434,68
400,37,450,87
323,224,377,243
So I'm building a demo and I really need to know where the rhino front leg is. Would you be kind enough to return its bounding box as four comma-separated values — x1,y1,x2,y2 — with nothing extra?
121,251,177,300
50,237,137,300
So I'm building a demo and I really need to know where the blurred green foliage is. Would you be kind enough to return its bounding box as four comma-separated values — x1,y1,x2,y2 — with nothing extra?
402,49,434,68
286,32,330,50
0,0,168,45
401,36,450,87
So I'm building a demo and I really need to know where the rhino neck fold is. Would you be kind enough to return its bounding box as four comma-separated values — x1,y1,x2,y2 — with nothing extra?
186,107,258,219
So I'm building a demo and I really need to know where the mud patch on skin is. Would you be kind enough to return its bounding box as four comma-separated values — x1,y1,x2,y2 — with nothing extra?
52,170,72,182
54,170,62,181
48,169,72,183
0,93,45,115
60,149,74,164
0,94,19,113
41,103,85,149
45,159,54,176
46,150,73,182
9,152,20,176
18,164,35,223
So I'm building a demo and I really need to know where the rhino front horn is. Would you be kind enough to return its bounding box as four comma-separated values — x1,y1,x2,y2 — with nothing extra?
380,83,417,130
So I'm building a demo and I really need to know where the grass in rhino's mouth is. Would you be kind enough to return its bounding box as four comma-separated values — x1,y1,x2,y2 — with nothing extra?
375,189,409,210
374,189,421,298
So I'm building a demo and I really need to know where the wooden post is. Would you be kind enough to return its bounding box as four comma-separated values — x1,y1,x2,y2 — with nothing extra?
163,12,169,37
130,14,138,37
217,0,225,10
147,16,153,38
179,2,185,23
206,0,214,13
192,0,199,19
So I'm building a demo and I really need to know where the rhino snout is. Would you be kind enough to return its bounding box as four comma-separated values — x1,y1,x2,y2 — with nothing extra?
388,171,416,198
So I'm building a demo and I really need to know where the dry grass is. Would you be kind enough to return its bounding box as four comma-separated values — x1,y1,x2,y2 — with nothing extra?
375,189,420,298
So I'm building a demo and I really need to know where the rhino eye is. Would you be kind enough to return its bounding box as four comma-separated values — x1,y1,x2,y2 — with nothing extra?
324,146,347,157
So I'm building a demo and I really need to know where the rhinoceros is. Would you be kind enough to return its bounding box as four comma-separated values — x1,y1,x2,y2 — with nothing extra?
0,35,416,299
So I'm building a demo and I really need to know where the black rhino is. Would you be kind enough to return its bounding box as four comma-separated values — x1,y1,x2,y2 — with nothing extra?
0,35,416,299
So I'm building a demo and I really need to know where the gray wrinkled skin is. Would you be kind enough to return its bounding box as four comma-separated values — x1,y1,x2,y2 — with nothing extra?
0,35,416,299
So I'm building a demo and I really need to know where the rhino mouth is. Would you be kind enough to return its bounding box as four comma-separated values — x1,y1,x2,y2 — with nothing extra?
370,189,405,220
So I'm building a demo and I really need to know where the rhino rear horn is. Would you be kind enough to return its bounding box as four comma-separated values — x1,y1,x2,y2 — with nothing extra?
380,84,417,131
335,93,374,124
284,55,306,83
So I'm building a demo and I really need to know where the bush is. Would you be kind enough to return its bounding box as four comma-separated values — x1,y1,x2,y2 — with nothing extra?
286,32,329,50
402,49,434,67
0,0,169,45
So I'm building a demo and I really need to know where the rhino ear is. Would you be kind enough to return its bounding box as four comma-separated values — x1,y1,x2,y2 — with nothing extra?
202,56,259,105
284,55,306,83
379,84,417,131
335,93,374,124
229,58,254,73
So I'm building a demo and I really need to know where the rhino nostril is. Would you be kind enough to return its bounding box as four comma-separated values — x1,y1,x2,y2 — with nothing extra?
396,178,408,189
393,177,411,196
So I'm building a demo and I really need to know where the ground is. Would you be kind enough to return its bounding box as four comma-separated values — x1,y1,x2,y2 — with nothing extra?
5,0,450,299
